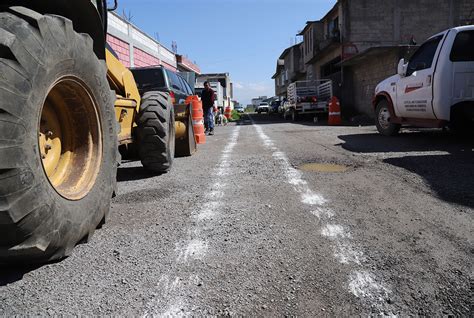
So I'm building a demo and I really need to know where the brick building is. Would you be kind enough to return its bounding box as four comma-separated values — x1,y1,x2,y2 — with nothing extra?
275,0,474,117
107,12,200,73
176,55,201,74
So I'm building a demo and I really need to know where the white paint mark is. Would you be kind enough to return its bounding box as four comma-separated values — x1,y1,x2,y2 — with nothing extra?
311,207,335,220
209,190,224,199
176,239,208,262
334,242,363,265
159,301,188,318
251,119,393,313
301,190,327,206
349,271,389,302
321,224,351,239
196,208,218,221
145,127,241,316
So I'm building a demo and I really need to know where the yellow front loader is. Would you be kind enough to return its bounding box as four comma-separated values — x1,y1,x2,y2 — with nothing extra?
107,48,196,171
0,0,195,265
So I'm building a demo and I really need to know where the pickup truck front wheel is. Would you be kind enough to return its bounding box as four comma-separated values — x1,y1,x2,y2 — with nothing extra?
375,100,400,136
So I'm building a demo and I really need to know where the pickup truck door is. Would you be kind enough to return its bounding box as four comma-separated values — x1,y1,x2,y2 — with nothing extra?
396,35,444,119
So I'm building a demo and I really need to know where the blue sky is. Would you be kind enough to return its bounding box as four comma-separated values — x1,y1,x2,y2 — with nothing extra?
115,0,335,105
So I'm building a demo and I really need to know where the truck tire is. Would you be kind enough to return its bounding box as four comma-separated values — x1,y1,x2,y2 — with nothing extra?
375,100,400,136
0,8,117,264
137,91,175,173
450,103,474,137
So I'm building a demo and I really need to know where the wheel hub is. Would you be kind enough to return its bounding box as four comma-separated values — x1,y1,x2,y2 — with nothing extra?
39,77,103,201
378,107,391,129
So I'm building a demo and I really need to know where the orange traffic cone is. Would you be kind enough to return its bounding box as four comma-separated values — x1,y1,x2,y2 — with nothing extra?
224,106,232,119
328,96,342,125
186,95,206,144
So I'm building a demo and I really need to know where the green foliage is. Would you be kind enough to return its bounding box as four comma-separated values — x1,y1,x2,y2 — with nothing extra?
229,109,241,122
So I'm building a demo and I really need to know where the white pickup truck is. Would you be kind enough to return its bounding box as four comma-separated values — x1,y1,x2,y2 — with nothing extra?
373,25,474,135
284,80,333,121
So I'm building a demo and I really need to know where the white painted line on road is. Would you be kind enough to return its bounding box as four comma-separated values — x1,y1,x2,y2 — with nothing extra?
349,271,390,301
334,241,363,265
251,120,393,314
269,149,327,205
311,207,335,220
176,239,208,262
144,126,241,317
321,224,352,239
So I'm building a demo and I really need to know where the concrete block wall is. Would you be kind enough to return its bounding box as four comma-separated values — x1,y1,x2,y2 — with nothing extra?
133,47,160,68
349,50,400,116
346,0,474,50
107,34,131,68
459,0,474,25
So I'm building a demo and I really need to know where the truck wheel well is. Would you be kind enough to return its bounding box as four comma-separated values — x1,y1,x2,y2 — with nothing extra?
2,0,106,59
373,93,398,118
373,95,388,110
451,101,474,120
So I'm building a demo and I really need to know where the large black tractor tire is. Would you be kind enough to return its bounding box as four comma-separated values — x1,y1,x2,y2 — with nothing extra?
0,7,117,265
375,100,401,136
137,91,175,173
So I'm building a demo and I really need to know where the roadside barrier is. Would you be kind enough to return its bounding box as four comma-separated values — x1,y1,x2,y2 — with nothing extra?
186,96,206,144
224,106,232,119
328,96,342,125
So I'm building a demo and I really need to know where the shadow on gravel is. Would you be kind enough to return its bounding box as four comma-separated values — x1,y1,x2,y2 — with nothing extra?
116,166,163,182
338,130,473,154
113,188,173,204
338,131,474,208
385,155,474,208
0,266,41,286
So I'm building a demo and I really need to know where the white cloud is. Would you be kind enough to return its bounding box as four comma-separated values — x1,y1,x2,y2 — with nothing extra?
233,82,244,89
233,81,274,105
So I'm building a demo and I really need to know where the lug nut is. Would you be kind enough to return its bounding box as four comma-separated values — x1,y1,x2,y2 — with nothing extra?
46,131,53,137
45,144,52,150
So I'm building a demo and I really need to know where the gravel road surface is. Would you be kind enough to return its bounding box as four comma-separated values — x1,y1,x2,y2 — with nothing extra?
1,113,472,316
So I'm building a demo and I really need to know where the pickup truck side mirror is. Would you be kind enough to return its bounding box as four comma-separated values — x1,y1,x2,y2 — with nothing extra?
397,58,407,77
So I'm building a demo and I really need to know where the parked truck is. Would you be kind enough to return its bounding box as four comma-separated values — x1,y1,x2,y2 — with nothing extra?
284,80,333,121
373,25,474,136
0,0,195,264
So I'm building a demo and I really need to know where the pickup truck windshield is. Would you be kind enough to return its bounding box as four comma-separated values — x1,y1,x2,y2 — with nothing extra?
406,35,443,76
450,31,474,62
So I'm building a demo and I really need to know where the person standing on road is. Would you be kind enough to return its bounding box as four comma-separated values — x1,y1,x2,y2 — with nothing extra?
201,81,215,136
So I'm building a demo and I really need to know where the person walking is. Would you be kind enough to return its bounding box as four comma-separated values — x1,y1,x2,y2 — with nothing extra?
201,81,215,135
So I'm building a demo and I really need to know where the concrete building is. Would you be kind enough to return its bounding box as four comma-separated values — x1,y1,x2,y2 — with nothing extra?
196,73,233,108
272,59,287,98
277,0,474,117
272,42,305,99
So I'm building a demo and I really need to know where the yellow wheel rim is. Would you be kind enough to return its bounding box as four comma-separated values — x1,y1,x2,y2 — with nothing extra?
39,77,103,201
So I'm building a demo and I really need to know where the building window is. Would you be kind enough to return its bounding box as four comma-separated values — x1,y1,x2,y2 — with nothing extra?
327,16,339,39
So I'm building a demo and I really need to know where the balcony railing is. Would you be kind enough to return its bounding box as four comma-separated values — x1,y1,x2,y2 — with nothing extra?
318,33,341,52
